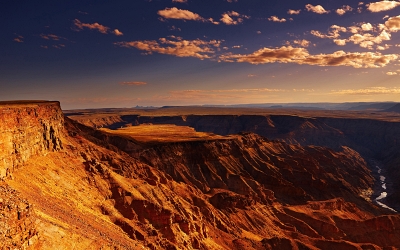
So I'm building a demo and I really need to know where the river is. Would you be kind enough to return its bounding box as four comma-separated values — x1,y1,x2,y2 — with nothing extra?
374,165,397,212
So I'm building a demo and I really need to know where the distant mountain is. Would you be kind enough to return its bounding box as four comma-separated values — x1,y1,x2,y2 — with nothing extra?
384,103,400,113
347,102,398,111
220,102,400,111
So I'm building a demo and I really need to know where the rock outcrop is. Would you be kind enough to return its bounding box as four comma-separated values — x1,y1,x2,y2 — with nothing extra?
0,101,64,179
0,183,37,249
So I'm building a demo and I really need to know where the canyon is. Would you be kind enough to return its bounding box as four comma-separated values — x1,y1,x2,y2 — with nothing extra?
1,101,400,249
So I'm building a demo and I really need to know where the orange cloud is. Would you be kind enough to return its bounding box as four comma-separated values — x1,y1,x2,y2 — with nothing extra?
113,29,123,36
73,19,123,36
120,81,147,86
293,39,311,47
220,11,249,25
305,4,330,14
336,5,353,15
332,87,400,95
288,9,301,15
115,37,221,59
367,1,400,12
268,16,286,22
73,19,109,34
158,7,204,21
385,15,400,32
40,34,64,40
220,46,398,68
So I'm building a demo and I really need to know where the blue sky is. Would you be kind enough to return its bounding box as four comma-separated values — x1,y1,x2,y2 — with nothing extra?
2,0,400,109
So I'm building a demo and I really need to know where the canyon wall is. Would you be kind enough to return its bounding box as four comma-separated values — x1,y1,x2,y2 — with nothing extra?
0,101,64,179
75,114,400,155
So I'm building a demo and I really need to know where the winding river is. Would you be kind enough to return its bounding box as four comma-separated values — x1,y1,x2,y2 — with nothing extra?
374,165,397,212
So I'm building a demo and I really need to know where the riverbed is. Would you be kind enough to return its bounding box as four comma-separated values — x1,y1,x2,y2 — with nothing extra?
374,164,397,212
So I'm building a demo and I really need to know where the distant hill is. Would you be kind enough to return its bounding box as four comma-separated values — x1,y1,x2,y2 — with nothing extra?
347,102,398,111
384,103,400,113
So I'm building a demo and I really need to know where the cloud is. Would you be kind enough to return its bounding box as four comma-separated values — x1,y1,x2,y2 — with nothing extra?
305,4,330,14
333,39,347,46
73,19,123,36
73,19,109,34
158,7,221,24
113,29,123,36
268,16,286,22
347,30,391,49
336,5,353,15
332,87,400,95
219,46,398,68
367,0,400,12
386,71,397,75
13,35,23,43
158,7,204,21
311,25,346,39
385,15,400,31
312,23,392,50
361,23,373,31
172,0,187,2
288,9,301,15
115,36,221,59
293,39,311,47
220,11,249,25
120,81,147,85
40,34,65,40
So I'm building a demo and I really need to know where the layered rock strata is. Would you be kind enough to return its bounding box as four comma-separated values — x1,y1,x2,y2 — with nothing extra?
0,101,64,179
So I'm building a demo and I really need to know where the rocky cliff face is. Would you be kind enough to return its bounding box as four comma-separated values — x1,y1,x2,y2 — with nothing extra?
2,104,400,249
0,183,38,249
0,101,64,179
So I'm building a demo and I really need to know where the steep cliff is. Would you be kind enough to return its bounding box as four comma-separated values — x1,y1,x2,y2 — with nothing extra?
0,101,64,179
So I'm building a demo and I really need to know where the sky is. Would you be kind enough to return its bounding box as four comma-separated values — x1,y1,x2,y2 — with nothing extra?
2,0,400,109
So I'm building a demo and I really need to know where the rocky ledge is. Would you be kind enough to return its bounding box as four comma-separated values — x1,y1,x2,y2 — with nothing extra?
0,101,64,179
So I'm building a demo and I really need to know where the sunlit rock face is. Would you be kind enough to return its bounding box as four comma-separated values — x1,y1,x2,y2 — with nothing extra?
0,101,64,179
2,102,400,249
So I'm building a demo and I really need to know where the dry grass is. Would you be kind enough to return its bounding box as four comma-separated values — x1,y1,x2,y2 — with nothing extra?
100,124,234,143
